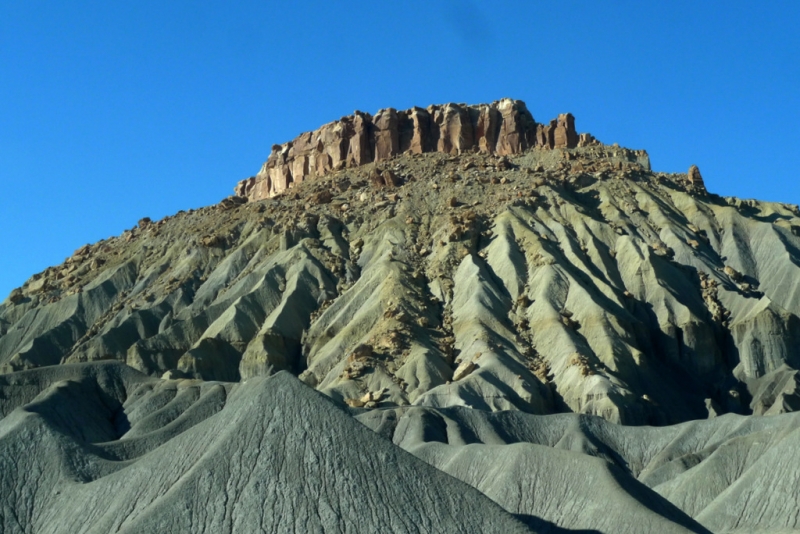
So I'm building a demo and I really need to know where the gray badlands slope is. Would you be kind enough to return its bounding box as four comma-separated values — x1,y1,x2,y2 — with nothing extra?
0,363,532,533
3,99,800,532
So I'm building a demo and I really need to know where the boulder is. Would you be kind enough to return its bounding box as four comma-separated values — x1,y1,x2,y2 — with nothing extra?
309,190,333,205
8,287,23,304
453,359,477,381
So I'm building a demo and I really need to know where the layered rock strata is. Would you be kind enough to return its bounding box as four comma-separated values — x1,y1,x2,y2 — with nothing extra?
235,99,598,201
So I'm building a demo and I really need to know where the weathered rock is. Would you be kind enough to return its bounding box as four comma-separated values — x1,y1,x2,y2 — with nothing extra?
434,103,475,155
236,99,592,200
724,265,743,282
475,103,501,153
495,99,536,155
453,359,476,381
309,189,333,205
218,196,247,210
535,120,555,148
8,288,23,304
234,176,256,198
554,113,579,148
382,169,400,187
200,234,225,248
578,132,598,147
347,111,373,166
688,165,706,192
373,108,399,161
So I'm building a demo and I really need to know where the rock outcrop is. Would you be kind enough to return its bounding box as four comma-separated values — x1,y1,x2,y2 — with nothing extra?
688,164,706,193
235,99,598,201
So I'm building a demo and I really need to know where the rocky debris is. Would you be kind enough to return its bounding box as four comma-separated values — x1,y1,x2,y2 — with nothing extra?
200,234,225,247
7,288,24,304
69,244,91,262
236,98,591,201
308,189,333,205
218,195,247,210
698,271,729,325
161,369,189,380
368,168,401,188
569,353,594,377
340,344,374,380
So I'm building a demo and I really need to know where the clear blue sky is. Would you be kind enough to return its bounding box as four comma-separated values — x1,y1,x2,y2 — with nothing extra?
1,1,799,298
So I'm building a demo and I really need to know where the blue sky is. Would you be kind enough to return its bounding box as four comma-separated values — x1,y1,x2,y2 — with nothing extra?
1,1,799,298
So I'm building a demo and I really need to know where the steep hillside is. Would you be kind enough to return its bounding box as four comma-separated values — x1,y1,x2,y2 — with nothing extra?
4,119,800,425
5,99,800,533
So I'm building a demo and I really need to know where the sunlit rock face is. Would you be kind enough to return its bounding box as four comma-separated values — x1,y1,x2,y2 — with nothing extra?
234,99,603,201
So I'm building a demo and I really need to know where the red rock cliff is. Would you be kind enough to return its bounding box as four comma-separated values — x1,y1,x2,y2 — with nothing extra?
236,98,597,200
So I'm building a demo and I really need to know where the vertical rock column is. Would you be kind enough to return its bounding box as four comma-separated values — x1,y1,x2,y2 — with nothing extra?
238,99,588,200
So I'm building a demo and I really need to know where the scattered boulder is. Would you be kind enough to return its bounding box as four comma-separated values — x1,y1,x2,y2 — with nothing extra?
309,190,333,205
724,265,744,282
453,360,476,381
219,196,247,210
201,235,225,248
8,288,23,304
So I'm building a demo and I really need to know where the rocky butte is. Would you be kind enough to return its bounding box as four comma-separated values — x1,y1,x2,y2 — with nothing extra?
4,98,800,533
235,98,609,200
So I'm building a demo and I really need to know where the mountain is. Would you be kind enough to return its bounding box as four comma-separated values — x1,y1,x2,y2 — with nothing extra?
3,99,800,532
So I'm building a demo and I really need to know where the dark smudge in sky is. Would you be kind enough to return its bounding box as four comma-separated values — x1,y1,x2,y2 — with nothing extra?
441,0,495,51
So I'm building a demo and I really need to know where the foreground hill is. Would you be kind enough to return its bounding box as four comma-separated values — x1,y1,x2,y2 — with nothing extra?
0,363,534,533
4,361,800,533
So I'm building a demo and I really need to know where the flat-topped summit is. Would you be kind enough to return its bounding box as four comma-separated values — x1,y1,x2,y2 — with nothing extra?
236,98,602,201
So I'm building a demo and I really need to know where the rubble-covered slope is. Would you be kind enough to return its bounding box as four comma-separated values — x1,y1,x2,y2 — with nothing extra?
4,135,800,426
